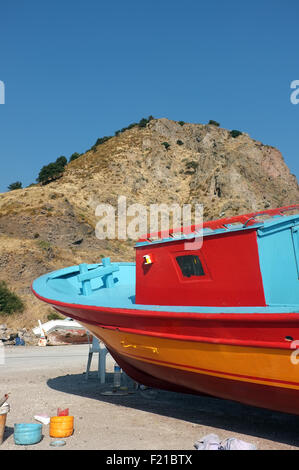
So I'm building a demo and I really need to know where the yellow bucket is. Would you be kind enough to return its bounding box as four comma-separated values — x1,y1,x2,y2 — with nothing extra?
49,416,74,438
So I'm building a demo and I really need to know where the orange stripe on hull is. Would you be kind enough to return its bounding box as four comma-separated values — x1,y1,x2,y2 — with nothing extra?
81,323,299,391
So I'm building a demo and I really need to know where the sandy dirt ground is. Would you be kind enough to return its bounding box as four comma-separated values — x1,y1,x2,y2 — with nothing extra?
1,344,299,451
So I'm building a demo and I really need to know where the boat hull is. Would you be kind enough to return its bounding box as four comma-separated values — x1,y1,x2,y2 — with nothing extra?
108,342,299,415
79,323,299,415
31,289,299,415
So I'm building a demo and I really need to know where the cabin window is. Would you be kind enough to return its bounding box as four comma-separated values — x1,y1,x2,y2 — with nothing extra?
176,255,205,278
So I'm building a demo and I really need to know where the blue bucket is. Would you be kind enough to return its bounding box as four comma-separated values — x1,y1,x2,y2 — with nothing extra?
14,423,42,445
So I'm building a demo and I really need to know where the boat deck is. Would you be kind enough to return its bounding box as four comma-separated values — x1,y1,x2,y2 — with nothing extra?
32,262,299,314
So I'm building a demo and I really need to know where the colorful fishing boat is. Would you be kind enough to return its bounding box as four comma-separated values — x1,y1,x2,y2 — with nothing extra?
32,205,299,414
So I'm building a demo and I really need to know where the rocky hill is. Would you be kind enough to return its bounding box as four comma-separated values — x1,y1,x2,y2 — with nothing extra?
0,117,298,329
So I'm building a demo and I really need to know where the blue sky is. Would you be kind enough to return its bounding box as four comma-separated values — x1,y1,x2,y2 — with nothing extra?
0,0,298,192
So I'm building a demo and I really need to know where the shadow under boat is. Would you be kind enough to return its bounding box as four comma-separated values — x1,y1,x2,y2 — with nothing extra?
47,371,299,448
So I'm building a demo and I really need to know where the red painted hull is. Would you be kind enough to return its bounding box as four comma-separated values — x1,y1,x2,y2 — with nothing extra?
49,301,299,351
32,288,299,415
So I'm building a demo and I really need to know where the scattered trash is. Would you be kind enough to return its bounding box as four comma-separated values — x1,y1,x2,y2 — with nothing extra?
219,438,257,450
0,325,37,346
14,423,42,445
33,318,84,336
194,434,257,450
49,415,74,438
33,318,89,345
194,434,220,450
34,414,50,425
50,439,66,447
57,408,69,416
38,320,47,338
15,337,25,346
37,321,48,347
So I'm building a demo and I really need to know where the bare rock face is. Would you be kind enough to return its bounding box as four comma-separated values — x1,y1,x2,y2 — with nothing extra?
144,119,298,219
0,117,298,329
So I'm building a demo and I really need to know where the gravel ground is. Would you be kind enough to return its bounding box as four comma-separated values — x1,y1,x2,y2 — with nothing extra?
1,344,299,450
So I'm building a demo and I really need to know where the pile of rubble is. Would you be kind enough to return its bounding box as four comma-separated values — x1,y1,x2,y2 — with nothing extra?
0,319,89,347
0,324,38,346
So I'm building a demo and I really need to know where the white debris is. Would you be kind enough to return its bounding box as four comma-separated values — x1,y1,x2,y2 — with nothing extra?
194,434,257,450
34,414,50,425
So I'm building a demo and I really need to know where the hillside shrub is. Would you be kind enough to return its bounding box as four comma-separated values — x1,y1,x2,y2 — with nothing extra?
94,136,111,146
178,121,185,126
138,118,149,128
8,181,22,191
56,156,67,167
91,136,112,151
176,140,184,146
69,152,80,162
88,116,155,151
37,156,67,184
0,281,24,316
162,142,170,150
47,311,64,321
230,130,242,138
185,161,199,174
208,120,220,126
37,240,51,251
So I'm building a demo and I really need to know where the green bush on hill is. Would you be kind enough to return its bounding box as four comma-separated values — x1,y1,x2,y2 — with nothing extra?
94,136,112,146
69,152,81,162
0,281,24,316
138,116,154,128
47,311,64,321
138,118,148,128
37,156,68,184
230,130,243,138
8,181,22,191
90,116,155,150
117,116,154,134
91,136,112,151
208,120,220,126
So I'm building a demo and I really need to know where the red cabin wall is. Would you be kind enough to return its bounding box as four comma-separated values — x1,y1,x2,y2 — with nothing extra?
135,230,266,307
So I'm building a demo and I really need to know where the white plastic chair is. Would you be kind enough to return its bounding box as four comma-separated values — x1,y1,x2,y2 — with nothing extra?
85,336,108,383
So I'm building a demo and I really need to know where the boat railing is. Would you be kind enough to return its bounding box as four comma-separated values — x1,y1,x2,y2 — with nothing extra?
137,204,299,245
243,206,299,228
